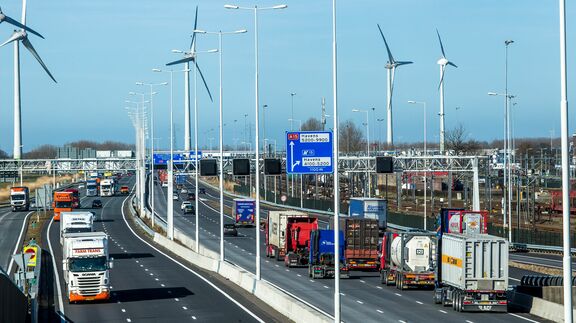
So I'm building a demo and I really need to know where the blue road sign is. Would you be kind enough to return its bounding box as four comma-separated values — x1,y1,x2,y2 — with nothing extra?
153,151,202,165
286,131,333,174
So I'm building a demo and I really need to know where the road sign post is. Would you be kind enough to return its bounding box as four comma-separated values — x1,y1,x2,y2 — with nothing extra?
286,131,334,175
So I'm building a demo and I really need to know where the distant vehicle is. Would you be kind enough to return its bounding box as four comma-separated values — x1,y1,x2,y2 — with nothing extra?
187,193,196,201
100,179,115,197
199,188,206,194
10,186,30,212
180,201,192,210
233,198,255,227
183,204,195,214
120,186,130,195
62,232,113,303
172,194,179,201
86,178,100,197
60,211,94,244
266,211,317,267
54,191,74,221
161,181,168,187
92,199,102,208
181,188,188,194
308,229,349,279
224,224,238,236
65,188,81,208
348,197,388,234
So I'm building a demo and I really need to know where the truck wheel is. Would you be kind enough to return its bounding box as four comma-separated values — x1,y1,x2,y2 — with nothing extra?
457,293,464,312
452,292,458,310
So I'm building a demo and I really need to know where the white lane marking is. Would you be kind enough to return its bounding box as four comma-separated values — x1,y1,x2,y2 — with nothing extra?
323,285,329,289
7,211,33,274
192,316,197,320
377,309,384,314
275,264,279,268
285,269,290,272
439,310,447,314
395,293,402,297
309,280,315,282
466,320,474,323
399,320,407,323
120,195,266,323
127,319,132,323
416,301,423,305
509,277,521,282
359,280,366,283
340,293,345,296
161,284,165,287
297,274,302,277
175,298,180,302
155,278,159,281
356,300,364,304
376,286,383,289
121,309,126,313
182,306,188,310
508,313,541,323
47,218,66,318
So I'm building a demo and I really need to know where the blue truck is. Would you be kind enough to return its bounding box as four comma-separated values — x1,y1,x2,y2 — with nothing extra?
233,198,255,227
348,197,388,235
308,229,349,279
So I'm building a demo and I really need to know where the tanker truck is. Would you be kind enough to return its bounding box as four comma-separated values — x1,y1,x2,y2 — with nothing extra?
379,231,437,289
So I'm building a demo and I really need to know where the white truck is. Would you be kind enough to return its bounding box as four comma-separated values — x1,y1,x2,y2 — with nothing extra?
60,212,94,244
62,232,113,303
433,233,508,312
10,186,30,212
100,179,115,197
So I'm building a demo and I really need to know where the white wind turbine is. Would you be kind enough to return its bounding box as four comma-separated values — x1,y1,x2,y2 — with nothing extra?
1,0,56,159
436,29,457,154
377,24,412,147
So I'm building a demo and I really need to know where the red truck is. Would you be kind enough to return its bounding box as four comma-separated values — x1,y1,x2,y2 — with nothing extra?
265,211,318,267
331,218,379,271
65,188,80,208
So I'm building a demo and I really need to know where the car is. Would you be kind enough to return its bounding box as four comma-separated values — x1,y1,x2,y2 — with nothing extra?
199,188,206,194
92,199,102,208
172,194,179,201
183,204,195,214
223,224,238,237
120,186,130,195
180,201,192,210
162,181,168,187
181,188,188,194
187,193,196,201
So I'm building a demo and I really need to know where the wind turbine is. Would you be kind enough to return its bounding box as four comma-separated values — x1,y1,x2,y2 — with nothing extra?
166,6,213,151
1,0,56,159
377,24,412,148
436,29,457,154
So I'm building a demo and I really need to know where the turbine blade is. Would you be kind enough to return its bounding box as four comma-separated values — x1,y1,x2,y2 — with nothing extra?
436,29,446,58
396,61,413,66
166,56,195,66
195,62,213,102
448,61,458,68
189,6,199,51
4,16,43,39
0,31,22,47
438,65,446,90
377,24,395,63
22,37,57,83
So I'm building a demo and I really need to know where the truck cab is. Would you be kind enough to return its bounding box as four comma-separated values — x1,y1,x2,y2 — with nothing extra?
54,191,74,221
308,229,348,279
10,186,30,212
62,232,113,303
100,179,115,197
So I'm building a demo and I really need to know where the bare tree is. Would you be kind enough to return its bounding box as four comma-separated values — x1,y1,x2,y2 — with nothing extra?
0,149,9,159
301,118,323,131
446,124,484,154
23,144,57,159
339,120,364,153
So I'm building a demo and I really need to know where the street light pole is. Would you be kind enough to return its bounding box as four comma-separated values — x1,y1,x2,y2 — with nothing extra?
225,3,287,281
332,0,341,321
408,101,427,229
194,28,246,261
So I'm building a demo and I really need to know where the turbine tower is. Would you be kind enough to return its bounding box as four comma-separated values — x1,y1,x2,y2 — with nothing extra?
436,29,457,154
377,24,412,147
1,0,56,159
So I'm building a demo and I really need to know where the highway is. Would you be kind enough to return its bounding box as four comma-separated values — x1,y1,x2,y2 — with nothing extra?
40,176,284,322
0,206,32,275
150,177,548,323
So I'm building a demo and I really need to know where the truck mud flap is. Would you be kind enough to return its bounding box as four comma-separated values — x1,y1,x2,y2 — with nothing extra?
461,304,507,313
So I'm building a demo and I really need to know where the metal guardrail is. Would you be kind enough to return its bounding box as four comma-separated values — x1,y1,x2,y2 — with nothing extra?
511,242,576,255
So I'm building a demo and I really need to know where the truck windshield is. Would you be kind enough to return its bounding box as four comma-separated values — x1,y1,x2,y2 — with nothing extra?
87,185,97,189
11,195,26,200
55,201,72,208
69,256,107,272
101,185,111,190
64,228,91,234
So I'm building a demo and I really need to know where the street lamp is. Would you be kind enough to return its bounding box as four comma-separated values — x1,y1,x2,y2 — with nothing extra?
287,118,302,131
136,81,167,229
290,92,296,130
408,100,427,229
126,98,149,216
352,108,371,198
488,91,515,243
193,28,246,261
226,2,287,281
376,118,385,152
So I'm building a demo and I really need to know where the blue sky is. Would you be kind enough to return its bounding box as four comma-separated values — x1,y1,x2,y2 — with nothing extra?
0,0,572,152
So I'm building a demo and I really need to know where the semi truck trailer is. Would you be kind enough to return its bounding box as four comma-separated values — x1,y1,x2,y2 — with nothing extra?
233,198,255,227
348,197,388,234
331,218,379,270
60,211,94,244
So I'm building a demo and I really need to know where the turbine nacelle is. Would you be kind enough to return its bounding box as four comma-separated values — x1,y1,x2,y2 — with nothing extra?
0,30,26,47
437,57,449,66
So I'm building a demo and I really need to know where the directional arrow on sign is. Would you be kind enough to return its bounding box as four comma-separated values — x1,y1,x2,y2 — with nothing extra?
289,141,300,172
